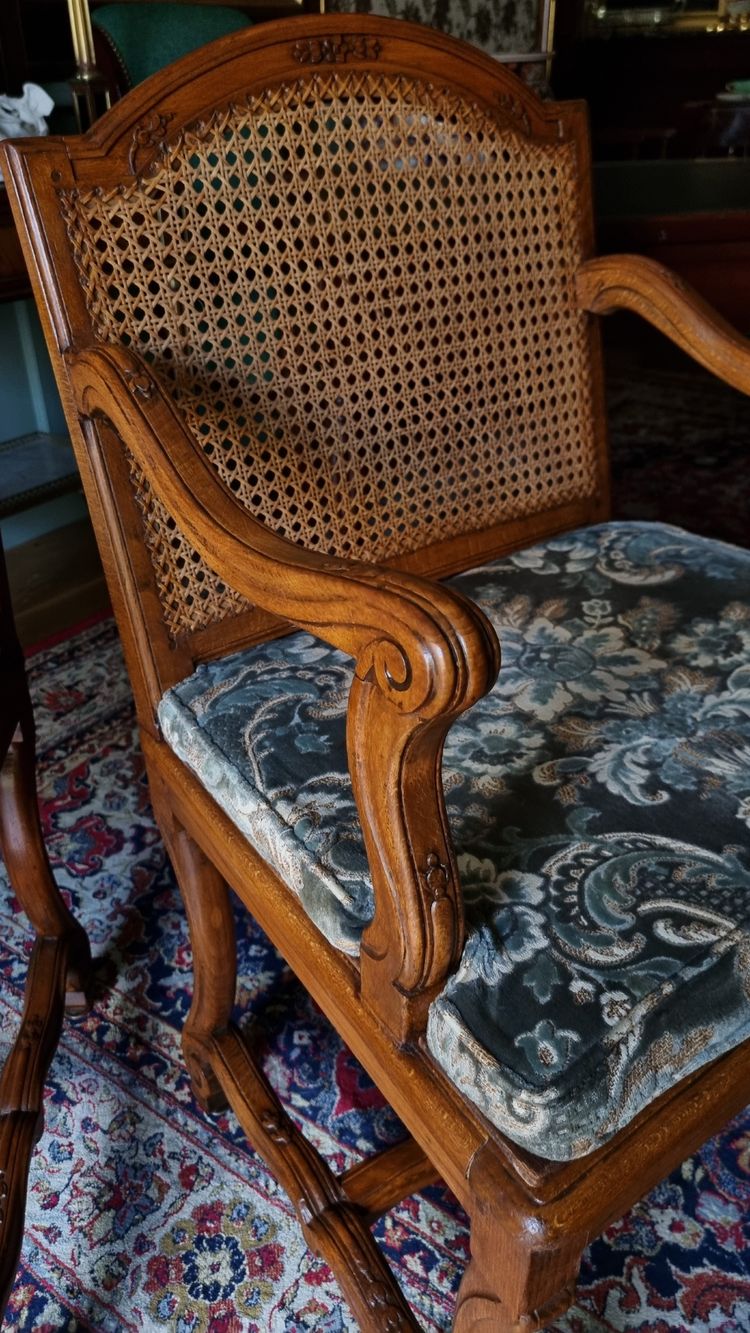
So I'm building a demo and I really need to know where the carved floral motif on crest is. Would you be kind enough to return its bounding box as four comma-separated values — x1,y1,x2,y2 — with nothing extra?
291,35,381,65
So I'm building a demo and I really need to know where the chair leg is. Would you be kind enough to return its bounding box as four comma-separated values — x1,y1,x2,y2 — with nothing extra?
453,1205,582,1333
149,787,422,1328
0,936,70,1315
161,821,236,1113
0,708,93,1318
0,725,92,1010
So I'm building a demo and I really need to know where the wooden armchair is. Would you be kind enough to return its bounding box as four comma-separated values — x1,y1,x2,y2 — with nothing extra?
3,17,750,1328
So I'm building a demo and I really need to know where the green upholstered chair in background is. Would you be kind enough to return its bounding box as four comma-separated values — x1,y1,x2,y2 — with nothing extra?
91,3,253,99
87,0,551,104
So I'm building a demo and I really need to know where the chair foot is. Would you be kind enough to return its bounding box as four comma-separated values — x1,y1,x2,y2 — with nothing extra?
453,1199,581,1333
453,1288,576,1333
64,925,95,1014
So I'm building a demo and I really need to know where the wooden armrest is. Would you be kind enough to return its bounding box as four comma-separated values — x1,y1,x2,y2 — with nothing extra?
68,342,501,1041
67,343,498,719
576,255,750,397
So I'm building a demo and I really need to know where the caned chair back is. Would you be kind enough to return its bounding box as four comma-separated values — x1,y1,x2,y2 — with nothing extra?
8,17,608,700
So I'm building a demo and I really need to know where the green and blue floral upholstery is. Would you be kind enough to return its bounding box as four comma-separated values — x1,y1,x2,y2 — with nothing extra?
158,521,750,1160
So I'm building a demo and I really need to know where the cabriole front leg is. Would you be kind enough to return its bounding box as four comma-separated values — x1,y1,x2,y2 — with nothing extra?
172,828,236,1114
453,1208,583,1333
148,771,236,1113
453,1143,584,1332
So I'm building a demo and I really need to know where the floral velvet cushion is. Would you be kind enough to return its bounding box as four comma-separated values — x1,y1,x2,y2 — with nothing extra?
158,522,750,1160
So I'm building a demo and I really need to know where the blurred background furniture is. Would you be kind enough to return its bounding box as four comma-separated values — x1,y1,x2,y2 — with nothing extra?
67,0,322,123
554,0,750,329
85,2,256,113
0,535,91,1314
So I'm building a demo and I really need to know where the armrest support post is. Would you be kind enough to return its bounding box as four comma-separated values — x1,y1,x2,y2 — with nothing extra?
67,341,501,1042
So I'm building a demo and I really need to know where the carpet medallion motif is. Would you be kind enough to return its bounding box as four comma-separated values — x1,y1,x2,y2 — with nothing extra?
2,619,750,1330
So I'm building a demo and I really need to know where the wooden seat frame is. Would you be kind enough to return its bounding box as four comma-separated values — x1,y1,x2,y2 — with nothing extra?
3,17,750,1328
0,540,92,1312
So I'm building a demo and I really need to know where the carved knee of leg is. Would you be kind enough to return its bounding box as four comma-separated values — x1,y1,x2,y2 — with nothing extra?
183,1032,228,1114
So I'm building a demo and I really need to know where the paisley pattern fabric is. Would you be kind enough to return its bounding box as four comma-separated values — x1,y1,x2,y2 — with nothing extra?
158,637,372,955
159,521,750,1160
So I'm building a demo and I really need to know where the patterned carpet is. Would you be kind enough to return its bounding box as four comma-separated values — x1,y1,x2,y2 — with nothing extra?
3,357,750,1330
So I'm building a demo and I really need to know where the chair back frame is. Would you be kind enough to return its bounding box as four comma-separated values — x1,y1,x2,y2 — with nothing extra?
3,15,609,728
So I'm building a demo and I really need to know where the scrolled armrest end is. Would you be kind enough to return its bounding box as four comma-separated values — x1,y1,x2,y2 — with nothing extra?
352,564,500,724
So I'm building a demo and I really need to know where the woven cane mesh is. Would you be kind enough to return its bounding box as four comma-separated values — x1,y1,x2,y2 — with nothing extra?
62,71,598,639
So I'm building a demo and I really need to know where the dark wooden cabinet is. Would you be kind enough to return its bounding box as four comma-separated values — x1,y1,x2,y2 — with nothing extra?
552,1,750,326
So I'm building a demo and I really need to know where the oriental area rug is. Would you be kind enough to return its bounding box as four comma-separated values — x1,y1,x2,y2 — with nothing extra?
3,351,750,1331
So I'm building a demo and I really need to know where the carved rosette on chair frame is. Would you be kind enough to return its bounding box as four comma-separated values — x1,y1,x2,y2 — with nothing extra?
3,17,750,1330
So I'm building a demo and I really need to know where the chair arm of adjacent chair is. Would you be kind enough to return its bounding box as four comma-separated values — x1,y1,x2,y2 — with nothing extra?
67,341,501,1042
576,255,750,397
